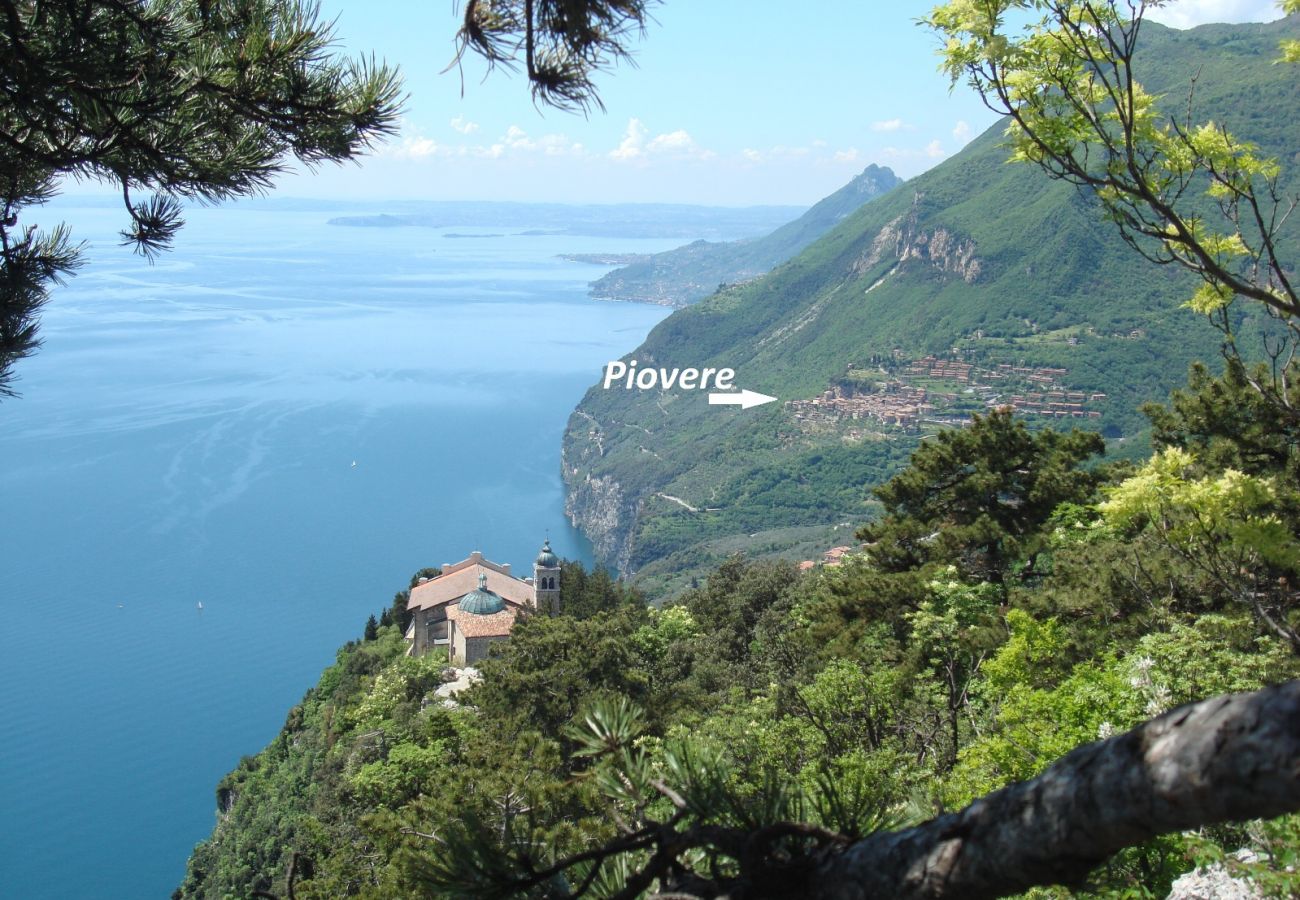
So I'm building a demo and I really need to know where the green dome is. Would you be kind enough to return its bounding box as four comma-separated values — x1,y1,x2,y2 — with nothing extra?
460,572,505,615
535,539,559,568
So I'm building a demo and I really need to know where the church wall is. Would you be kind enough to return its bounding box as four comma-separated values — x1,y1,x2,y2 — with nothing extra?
464,635,509,665
412,607,427,656
451,626,469,666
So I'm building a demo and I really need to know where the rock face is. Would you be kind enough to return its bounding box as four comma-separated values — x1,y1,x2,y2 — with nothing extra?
1166,862,1262,899
431,667,481,709
559,421,639,569
854,197,982,284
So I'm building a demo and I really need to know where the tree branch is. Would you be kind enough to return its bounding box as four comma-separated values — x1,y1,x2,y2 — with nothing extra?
806,679,1300,899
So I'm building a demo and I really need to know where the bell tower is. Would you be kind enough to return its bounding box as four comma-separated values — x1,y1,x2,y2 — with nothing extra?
533,538,561,614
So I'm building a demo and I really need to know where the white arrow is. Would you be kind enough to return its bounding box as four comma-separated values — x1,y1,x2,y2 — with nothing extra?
708,388,778,410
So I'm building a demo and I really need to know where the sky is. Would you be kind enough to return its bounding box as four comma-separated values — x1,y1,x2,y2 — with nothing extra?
220,1,1293,205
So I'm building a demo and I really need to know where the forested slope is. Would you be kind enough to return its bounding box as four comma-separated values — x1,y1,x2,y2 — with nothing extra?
179,394,1300,898
562,17,1300,588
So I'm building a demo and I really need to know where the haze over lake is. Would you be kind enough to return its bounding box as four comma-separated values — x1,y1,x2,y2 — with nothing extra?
0,201,699,898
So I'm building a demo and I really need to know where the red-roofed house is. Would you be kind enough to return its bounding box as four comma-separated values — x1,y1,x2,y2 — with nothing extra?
823,546,854,565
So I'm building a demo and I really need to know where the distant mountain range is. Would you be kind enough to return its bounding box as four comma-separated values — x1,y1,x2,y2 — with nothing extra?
562,15,1300,595
588,164,902,306
325,201,804,240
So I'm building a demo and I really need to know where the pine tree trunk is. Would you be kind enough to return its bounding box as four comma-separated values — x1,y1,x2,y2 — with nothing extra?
806,679,1300,899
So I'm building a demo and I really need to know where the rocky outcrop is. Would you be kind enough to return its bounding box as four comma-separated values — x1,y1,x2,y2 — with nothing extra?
563,469,641,573
562,411,644,574
1166,864,1261,899
854,196,982,284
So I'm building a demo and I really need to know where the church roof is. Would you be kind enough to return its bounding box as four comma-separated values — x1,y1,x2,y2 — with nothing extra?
535,539,559,568
459,573,505,615
408,552,534,612
447,604,519,638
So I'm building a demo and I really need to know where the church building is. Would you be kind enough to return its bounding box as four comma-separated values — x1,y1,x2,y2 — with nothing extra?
405,540,561,665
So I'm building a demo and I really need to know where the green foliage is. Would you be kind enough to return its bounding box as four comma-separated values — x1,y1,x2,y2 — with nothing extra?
1102,447,1300,571
1101,447,1300,649
926,0,1297,329
861,409,1105,583
452,0,656,113
555,560,644,620
467,605,651,742
1146,359,1300,483
181,438,1300,899
351,742,447,810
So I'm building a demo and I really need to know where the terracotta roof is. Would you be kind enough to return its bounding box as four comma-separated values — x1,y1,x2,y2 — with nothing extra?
441,550,514,577
408,554,535,611
448,604,519,638
798,560,817,571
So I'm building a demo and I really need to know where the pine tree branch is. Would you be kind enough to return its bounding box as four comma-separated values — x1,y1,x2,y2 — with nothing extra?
806,678,1300,899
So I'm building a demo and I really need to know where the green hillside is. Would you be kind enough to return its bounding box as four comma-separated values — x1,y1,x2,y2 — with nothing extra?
562,16,1300,588
588,164,902,306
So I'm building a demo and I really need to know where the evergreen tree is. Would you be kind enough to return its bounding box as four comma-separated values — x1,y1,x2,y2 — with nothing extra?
363,614,379,642
858,409,1104,583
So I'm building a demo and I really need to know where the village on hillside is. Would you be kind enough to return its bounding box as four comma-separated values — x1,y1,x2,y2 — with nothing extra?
788,352,1106,436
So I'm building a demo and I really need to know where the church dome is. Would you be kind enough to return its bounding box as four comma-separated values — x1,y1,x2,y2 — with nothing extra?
535,539,559,568
459,572,505,615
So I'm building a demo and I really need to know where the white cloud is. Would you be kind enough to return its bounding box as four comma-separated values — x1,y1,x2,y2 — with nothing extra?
953,120,972,143
741,148,763,162
647,129,714,159
449,115,479,135
833,148,862,163
463,126,585,160
1146,0,1283,28
503,125,533,150
389,135,442,159
871,118,908,132
647,130,696,153
877,140,950,166
539,134,580,156
610,118,648,160
609,120,714,161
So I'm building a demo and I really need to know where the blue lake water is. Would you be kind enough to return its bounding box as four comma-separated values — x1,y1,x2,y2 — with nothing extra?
0,203,675,898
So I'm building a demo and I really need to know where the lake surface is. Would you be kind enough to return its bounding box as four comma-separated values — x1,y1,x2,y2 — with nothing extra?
0,203,678,898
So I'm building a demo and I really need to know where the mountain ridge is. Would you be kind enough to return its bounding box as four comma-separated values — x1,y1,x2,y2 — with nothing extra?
589,164,902,306
562,15,1300,589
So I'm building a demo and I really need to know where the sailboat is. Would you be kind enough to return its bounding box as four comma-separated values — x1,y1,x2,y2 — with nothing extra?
197,601,204,611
